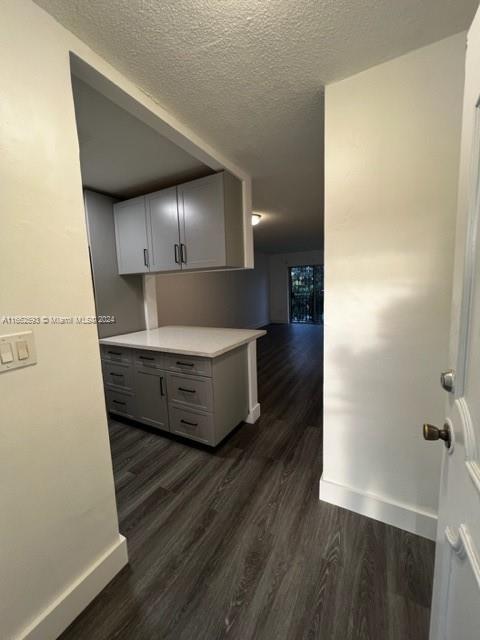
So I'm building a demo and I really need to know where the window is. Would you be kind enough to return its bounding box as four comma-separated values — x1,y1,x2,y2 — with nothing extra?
289,265,324,324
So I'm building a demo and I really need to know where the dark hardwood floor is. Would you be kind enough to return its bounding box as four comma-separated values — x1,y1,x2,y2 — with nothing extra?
61,323,434,640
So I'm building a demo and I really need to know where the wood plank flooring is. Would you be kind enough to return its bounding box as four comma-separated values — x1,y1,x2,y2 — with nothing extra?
60,323,434,640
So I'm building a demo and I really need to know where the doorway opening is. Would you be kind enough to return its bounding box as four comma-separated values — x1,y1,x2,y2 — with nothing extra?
289,265,324,324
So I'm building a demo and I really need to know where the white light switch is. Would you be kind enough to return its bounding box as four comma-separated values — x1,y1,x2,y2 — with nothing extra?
16,340,29,360
0,343,14,364
0,331,37,373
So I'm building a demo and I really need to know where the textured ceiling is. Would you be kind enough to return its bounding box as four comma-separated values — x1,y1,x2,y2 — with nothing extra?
35,0,477,253
72,77,212,198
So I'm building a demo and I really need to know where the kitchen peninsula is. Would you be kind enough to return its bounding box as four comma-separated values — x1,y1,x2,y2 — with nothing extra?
99,326,266,446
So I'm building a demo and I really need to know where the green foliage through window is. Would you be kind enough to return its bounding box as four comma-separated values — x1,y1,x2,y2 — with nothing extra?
289,265,324,324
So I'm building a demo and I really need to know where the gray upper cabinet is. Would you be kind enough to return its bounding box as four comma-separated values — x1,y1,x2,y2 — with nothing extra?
113,171,244,274
147,187,181,272
178,173,224,270
113,196,149,275
179,172,243,271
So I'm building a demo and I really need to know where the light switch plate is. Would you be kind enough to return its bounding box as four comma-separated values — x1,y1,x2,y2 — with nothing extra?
0,331,37,373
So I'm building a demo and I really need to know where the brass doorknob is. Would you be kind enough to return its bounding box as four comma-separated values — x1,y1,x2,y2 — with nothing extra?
423,423,451,448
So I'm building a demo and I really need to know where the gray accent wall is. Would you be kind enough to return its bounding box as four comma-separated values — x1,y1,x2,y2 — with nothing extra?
155,252,269,329
84,189,146,338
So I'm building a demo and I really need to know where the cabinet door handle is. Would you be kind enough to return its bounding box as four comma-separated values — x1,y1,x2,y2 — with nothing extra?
180,419,198,427
143,248,149,268
180,243,187,264
178,387,195,394
160,376,165,396
174,244,180,264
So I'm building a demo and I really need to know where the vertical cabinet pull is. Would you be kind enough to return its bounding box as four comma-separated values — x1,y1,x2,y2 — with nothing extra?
143,248,149,268
159,376,165,396
174,243,180,264
180,243,187,264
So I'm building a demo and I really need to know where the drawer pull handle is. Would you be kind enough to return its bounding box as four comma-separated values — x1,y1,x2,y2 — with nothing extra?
176,361,194,367
110,372,123,378
178,387,195,394
180,419,198,427
108,350,122,356
112,400,126,406
139,355,155,361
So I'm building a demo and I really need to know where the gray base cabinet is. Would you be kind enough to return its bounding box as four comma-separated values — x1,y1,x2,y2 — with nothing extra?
100,343,248,446
105,387,136,419
134,367,168,430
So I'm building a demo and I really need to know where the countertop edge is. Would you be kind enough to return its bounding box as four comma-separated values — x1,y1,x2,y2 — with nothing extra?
99,331,267,359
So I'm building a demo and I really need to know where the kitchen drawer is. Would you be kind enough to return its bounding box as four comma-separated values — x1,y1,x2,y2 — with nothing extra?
102,360,134,391
165,353,212,377
134,349,164,369
167,372,213,412
169,405,214,445
105,388,135,418
100,345,133,365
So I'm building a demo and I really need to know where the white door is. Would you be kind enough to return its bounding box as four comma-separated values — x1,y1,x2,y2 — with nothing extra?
429,7,480,639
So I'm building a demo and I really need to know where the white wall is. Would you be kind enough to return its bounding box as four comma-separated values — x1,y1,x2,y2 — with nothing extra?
321,33,466,539
269,250,323,323
155,253,269,329
0,4,126,639
0,1,250,638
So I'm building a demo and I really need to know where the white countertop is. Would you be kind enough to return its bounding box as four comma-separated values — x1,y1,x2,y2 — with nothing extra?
99,325,266,358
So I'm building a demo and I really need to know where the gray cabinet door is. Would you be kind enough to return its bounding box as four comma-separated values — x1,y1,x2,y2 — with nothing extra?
134,367,169,431
178,173,226,270
113,196,149,274
147,187,181,272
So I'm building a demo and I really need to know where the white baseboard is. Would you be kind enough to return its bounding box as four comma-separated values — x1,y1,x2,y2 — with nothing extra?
245,402,261,424
319,477,437,540
18,535,128,640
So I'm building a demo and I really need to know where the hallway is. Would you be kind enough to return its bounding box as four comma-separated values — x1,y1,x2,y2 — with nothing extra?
61,324,434,640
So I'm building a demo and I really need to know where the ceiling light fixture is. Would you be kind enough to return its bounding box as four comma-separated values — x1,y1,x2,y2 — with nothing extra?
252,213,262,226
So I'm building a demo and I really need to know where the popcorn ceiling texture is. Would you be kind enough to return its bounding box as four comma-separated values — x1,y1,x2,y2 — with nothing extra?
35,0,476,252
